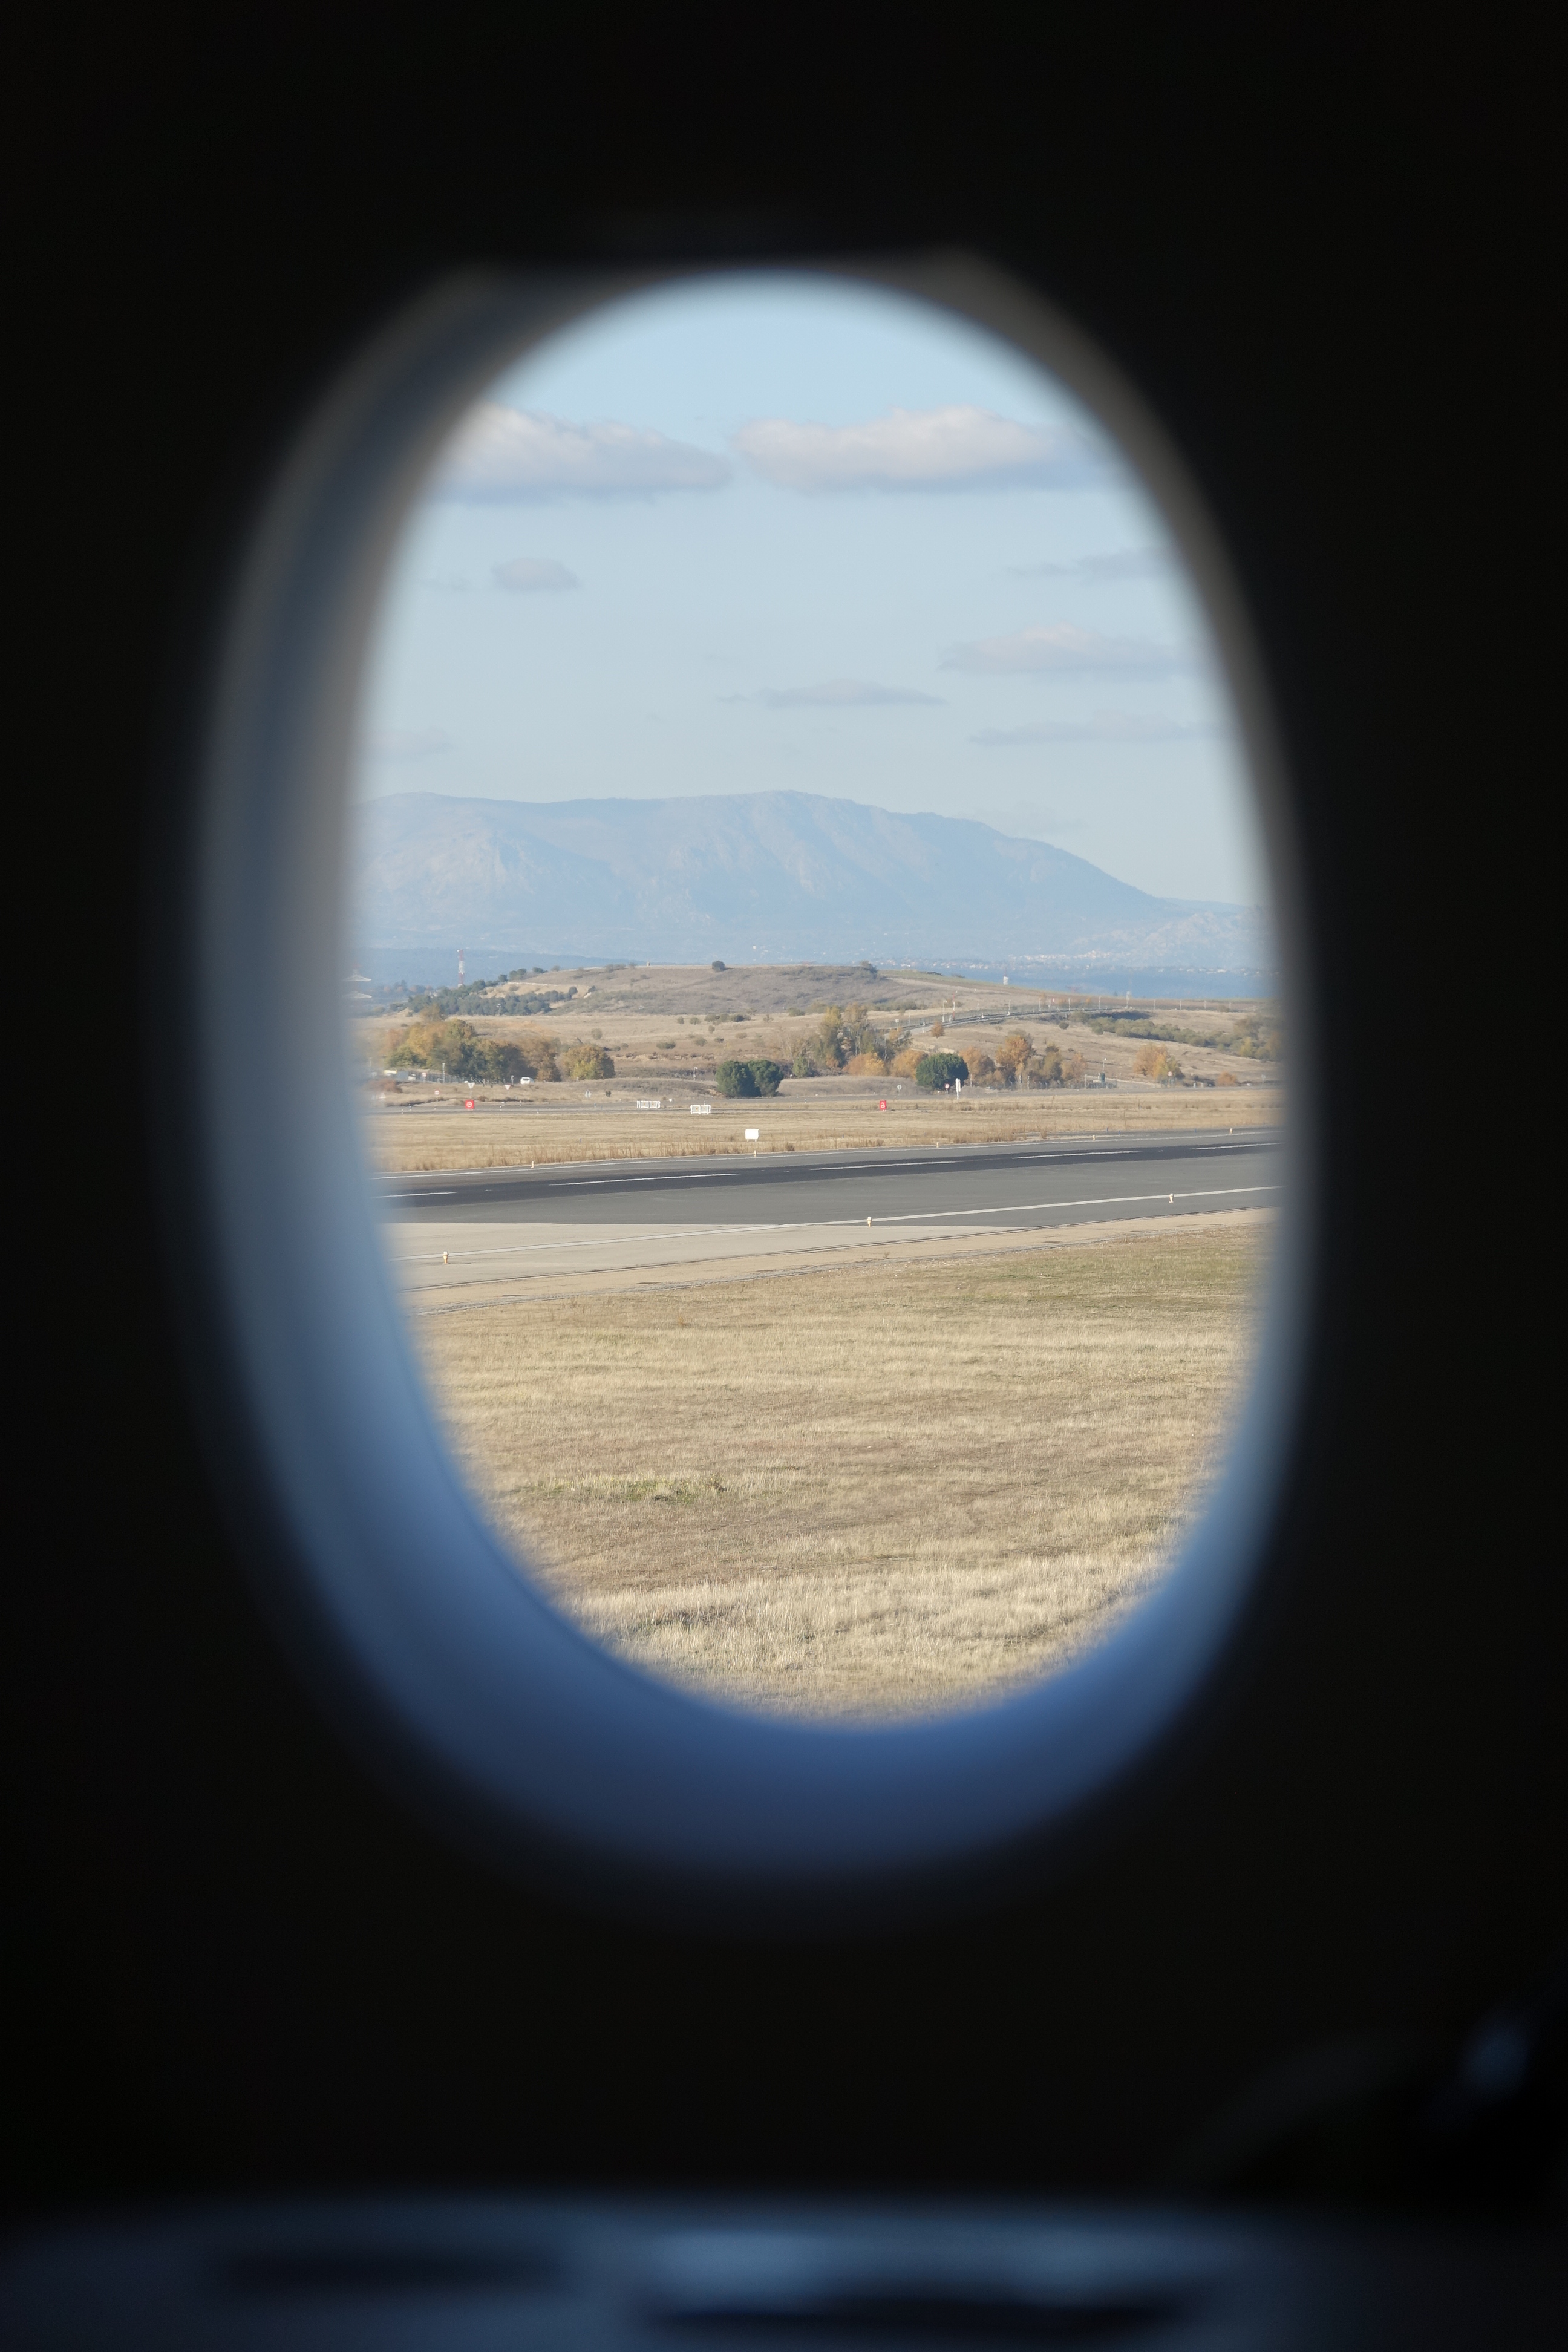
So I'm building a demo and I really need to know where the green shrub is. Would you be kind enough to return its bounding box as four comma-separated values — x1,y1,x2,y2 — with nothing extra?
914,1050,970,1091
716,1057,785,1097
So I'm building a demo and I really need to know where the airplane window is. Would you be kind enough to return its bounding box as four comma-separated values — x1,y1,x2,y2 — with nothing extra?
349,273,1290,1725
196,260,1310,1901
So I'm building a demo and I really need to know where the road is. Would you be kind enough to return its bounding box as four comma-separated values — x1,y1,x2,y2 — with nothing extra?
377,1127,1281,1310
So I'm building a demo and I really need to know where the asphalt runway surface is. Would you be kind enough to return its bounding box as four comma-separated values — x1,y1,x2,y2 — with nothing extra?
379,1128,1281,1233
377,1128,1282,1308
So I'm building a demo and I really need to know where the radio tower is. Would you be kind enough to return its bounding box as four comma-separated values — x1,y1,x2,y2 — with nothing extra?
457,947,465,985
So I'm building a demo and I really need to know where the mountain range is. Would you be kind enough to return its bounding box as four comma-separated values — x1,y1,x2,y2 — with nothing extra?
351,790,1273,976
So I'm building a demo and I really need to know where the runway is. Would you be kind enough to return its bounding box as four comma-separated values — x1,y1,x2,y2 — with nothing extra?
377,1128,1282,1308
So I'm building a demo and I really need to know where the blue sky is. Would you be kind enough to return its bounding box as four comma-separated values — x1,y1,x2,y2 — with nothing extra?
357,273,1268,907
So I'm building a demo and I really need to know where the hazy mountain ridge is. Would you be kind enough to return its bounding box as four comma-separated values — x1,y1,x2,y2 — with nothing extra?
353,790,1273,972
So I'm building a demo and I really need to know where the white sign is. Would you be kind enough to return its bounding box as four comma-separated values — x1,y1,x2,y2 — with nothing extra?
690,1103,711,1116
636,1099,662,1110
744,1128,759,1142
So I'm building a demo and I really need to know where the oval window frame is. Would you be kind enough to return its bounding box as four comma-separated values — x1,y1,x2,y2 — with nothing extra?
187,255,1319,1920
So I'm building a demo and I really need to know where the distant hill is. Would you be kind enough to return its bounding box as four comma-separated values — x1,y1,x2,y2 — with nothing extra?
352,789,1272,975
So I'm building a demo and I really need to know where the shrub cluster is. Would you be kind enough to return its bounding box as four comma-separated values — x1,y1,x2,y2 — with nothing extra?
715,1057,785,1097
405,977,569,1019
382,1017,560,1082
955,1030,1085,1088
913,1050,970,1091
789,1001,908,1077
1223,1018,1283,1062
1083,1009,1282,1061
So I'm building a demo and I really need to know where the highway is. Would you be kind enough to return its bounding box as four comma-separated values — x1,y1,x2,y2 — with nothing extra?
379,1128,1282,1308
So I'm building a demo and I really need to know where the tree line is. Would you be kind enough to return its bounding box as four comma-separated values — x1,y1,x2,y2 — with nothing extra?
1082,1008,1282,1060
401,971,576,1022
377,1003,1104,1093
379,1019,613,1083
777,1004,1093,1089
931,1032,1089,1089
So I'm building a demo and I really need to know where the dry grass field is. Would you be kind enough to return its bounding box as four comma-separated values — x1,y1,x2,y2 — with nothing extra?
364,1088,1281,1175
410,1220,1268,1719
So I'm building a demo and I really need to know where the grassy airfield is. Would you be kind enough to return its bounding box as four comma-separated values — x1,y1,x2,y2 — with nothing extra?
414,1220,1267,1720
374,961,1278,1717
366,1089,1280,1174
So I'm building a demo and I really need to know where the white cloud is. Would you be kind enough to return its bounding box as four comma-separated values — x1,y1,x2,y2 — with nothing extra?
364,727,451,760
942,623,1191,675
437,404,731,500
492,557,581,593
722,677,944,708
972,712,1226,745
1010,545,1172,582
731,405,1098,493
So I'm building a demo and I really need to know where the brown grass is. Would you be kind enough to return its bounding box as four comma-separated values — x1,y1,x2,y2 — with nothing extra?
364,1087,1281,1175
409,1221,1267,1719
